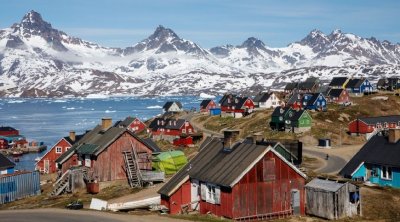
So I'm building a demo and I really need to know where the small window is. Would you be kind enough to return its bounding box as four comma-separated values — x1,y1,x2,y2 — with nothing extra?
65,147,70,151
381,166,392,180
263,158,276,181
182,129,186,134
188,128,192,133
56,147,62,153
384,122,388,128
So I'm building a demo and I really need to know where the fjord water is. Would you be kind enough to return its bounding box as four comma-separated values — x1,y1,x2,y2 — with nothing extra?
0,96,202,170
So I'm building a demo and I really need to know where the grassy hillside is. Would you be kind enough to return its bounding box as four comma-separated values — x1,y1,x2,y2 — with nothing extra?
195,92,400,146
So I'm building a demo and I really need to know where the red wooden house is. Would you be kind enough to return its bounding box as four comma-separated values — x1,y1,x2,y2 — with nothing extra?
115,116,146,133
0,126,19,137
148,118,195,142
55,118,159,182
200,99,217,112
220,94,255,118
35,131,82,174
158,136,307,220
327,88,350,104
286,92,303,110
348,115,400,135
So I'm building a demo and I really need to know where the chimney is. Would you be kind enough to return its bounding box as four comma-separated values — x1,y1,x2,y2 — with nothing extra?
223,129,240,150
388,129,400,143
69,131,76,142
253,132,263,143
101,117,112,131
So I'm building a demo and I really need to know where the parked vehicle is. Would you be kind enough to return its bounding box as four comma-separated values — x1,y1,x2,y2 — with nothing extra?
65,200,83,210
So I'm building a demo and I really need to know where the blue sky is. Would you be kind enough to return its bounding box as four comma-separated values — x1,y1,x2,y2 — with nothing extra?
1,0,399,48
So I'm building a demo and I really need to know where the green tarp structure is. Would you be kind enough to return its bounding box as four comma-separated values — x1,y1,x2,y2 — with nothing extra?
152,150,188,175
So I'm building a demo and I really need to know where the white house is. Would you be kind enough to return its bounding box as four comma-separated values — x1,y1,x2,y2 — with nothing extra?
253,92,280,109
163,101,183,112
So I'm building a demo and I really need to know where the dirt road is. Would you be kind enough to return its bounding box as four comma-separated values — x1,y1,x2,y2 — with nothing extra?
0,208,185,222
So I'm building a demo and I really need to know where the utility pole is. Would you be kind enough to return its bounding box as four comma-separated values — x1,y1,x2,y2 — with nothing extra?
340,124,342,147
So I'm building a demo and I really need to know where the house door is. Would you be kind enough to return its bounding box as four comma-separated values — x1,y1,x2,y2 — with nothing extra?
191,179,200,211
44,159,50,174
85,155,91,167
291,189,300,215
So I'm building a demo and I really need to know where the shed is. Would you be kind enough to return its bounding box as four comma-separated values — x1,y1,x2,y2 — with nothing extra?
318,138,331,148
305,178,361,220
209,108,221,116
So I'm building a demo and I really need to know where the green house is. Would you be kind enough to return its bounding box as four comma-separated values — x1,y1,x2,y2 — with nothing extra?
284,109,312,133
270,107,291,131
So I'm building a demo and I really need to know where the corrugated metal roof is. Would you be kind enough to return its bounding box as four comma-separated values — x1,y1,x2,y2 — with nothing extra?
159,137,307,196
0,153,15,170
77,144,99,155
340,134,400,177
305,178,345,192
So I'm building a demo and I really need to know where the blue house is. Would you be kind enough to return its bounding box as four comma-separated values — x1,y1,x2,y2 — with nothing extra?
346,78,373,94
0,153,15,175
340,129,400,188
302,93,327,111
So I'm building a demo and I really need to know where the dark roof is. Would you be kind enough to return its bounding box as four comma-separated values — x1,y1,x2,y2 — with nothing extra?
159,137,306,196
57,124,157,163
328,88,344,98
271,106,290,118
253,92,272,103
305,93,324,106
377,78,386,87
358,115,400,125
0,126,17,132
346,78,364,88
142,138,161,152
163,101,183,111
0,153,15,170
148,118,186,131
287,92,302,105
63,134,85,145
299,81,317,90
200,99,212,108
340,134,400,177
114,116,136,128
220,95,251,109
218,94,237,105
285,82,298,91
329,77,348,87
286,109,307,122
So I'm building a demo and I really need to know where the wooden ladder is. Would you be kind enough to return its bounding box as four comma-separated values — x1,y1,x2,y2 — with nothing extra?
50,170,71,196
123,146,142,188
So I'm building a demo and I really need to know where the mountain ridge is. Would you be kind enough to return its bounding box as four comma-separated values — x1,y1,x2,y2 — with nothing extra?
0,10,400,97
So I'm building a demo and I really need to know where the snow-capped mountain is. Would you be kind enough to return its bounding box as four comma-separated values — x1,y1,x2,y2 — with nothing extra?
0,10,399,97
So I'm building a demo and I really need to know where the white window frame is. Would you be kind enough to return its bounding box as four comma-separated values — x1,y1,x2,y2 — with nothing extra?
202,183,220,204
65,146,71,151
381,166,392,180
55,146,62,153
182,129,186,134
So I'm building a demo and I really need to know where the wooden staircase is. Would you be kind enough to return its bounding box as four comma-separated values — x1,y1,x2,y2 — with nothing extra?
50,170,71,196
123,147,142,188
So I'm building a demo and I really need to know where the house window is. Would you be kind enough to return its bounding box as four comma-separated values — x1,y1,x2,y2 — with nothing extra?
56,147,62,153
188,128,192,133
384,122,388,128
398,121,400,127
204,183,220,204
263,158,276,181
65,147,70,151
381,166,392,180
182,129,186,134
